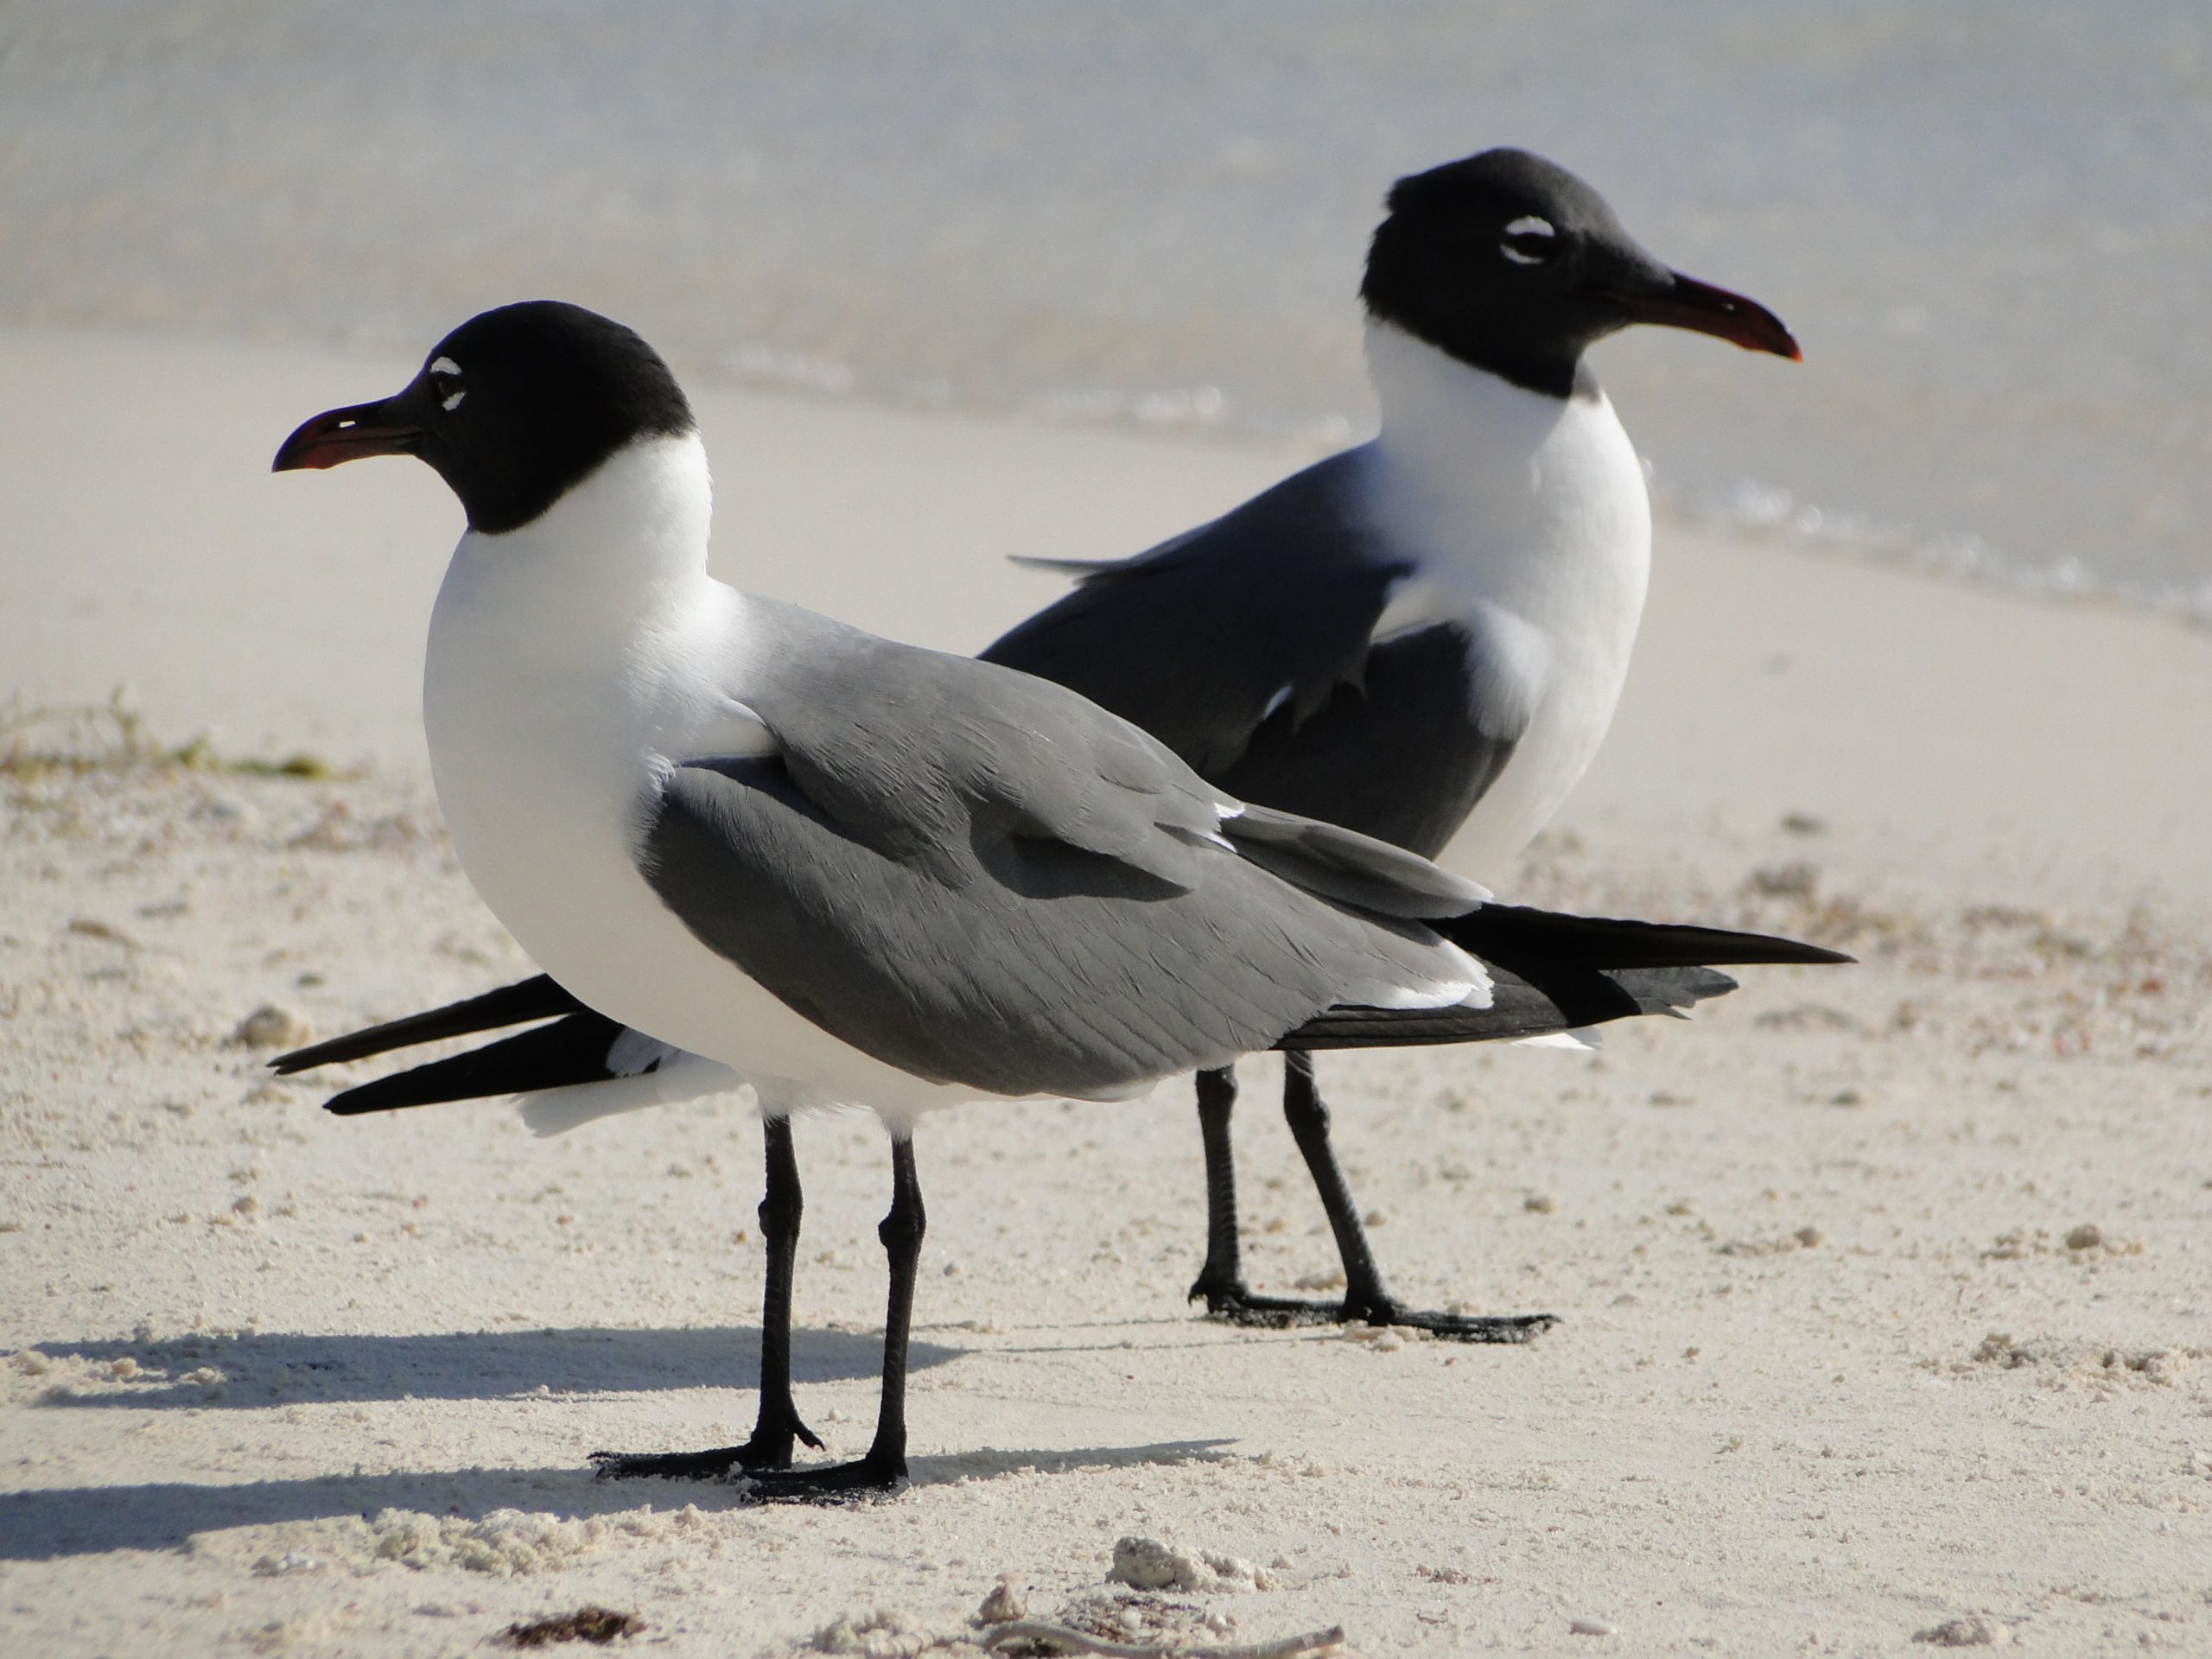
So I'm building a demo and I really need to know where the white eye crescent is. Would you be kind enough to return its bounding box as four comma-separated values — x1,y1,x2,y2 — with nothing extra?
429,355,467,410
1501,214,1559,266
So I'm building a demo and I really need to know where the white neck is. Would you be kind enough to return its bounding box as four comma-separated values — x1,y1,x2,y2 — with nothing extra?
1356,321,1655,876
1358,321,1648,607
423,432,731,833
1365,319,1588,468
450,432,717,624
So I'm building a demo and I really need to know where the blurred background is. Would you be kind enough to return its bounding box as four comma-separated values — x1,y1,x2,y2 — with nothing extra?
4,0,2209,617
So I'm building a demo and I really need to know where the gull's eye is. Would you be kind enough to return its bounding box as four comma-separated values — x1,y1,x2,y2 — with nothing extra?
1499,214,1560,266
428,355,467,412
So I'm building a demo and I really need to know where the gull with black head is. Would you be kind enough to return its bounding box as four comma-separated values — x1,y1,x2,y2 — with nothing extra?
983,147,1800,1328
274,293,1840,1501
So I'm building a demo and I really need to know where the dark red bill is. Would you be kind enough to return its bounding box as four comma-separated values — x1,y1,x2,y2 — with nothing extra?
1607,272,1801,360
271,399,423,472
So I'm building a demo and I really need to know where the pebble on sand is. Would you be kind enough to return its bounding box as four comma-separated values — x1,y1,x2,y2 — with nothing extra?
1913,1613,2010,1647
232,1003,308,1048
976,1578,1027,1625
1109,1536,1274,1593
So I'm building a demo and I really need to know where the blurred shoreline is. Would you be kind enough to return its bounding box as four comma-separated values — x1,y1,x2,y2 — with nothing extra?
5,1,2210,620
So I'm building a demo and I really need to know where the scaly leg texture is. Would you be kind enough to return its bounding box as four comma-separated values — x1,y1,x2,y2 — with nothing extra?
1196,1052,1556,1343
592,1116,823,1478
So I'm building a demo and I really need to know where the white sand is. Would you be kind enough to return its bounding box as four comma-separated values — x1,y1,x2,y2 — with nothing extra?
3,326,2208,1656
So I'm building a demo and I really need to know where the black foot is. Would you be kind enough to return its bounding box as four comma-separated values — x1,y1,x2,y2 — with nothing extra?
1194,1279,1557,1344
1349,1298,1558,1344
590,1445,753,1481
589,1408,823,1482
729,1451,908,1505
1192,1278,1352,1330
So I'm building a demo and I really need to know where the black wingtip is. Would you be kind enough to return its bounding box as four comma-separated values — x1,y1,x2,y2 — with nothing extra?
271,1046,342,1077
270,975,586,1074
322,1077,441,1116
315,1010,632,1116
1449,905,1853,971
1282,963,1744,1051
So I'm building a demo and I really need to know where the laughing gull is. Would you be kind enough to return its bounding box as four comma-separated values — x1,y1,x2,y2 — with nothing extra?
273,297,1842,1499
984,148,1798,1330
280,148,1802,1344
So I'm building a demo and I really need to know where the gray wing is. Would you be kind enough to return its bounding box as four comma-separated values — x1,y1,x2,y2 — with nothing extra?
983,445,1531,858
637,609,1485,1101
1207,618,1528,860
983,448,1409,779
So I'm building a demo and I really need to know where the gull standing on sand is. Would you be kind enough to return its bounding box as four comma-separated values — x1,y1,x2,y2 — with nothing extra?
273,297,1843,1498
283,147,1802,1341
983,148,1799,1327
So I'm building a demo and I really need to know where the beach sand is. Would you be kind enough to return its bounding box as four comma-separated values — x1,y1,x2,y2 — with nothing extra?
3,326,2208,1656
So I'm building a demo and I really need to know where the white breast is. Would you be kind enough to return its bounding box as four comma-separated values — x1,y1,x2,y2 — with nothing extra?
1355,322,1652,879
421,435,985,1123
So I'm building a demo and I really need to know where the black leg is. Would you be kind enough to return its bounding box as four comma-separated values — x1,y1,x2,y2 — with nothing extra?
1185,1066,1257,1313
1284,1051,1555,1341
591,1116,823,1480
1188,1052,1367,1330
1280,1049,1393,1309
1198,1051,1558,1343
729,1132,923,1503
747,1115,823,1462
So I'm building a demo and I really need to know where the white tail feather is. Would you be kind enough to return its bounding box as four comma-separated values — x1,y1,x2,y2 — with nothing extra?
518,1050,743,1136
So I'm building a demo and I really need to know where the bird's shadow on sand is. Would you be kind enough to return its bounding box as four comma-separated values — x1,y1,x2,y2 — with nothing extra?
20,1324,940,1409
0,1440,1236,1560
6,1323,1239,1559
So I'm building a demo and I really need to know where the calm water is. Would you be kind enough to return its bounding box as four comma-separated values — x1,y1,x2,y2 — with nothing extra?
5,0,2209,613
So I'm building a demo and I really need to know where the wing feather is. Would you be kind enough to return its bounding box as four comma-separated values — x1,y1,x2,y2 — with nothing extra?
634,610,1491,1098
983,447,1542,858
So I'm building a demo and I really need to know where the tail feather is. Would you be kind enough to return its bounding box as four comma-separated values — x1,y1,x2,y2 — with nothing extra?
518,1049,747,1136
1283,964,1736,1051
1006,553,1124,579
271,974,584,1074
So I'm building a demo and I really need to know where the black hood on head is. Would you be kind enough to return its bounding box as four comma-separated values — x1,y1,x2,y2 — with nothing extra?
274,300,696,534
1362,148,1798,397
